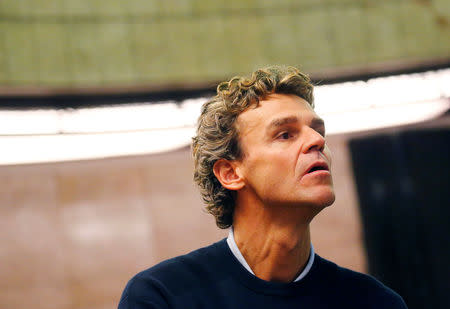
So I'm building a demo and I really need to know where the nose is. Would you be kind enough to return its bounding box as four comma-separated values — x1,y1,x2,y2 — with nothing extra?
303,126,325,153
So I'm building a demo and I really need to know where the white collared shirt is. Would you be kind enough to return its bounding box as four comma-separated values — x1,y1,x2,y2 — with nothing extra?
226,227,315,282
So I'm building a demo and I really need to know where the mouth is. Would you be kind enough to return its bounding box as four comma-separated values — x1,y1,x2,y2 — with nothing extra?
305,162,330,175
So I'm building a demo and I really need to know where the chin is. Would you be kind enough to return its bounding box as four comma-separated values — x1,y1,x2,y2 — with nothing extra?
306,188,336,208
321,192,336,207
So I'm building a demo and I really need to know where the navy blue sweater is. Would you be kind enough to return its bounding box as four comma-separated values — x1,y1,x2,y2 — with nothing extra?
118,238,407,309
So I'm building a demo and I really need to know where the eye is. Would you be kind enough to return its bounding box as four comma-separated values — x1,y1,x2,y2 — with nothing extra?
277,132,292,140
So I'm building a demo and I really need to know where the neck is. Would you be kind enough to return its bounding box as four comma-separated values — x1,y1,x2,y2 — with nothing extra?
233,201,316,282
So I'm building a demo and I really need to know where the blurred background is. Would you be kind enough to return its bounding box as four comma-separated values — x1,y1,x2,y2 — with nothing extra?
0,1,449,308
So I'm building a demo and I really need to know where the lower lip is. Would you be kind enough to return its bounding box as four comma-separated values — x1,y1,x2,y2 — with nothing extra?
303,170,331,178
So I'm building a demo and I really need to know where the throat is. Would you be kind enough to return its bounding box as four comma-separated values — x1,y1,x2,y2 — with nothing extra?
251,245,311,283
234,226,312,283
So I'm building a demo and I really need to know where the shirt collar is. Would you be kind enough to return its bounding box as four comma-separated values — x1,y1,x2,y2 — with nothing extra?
226,227,315,282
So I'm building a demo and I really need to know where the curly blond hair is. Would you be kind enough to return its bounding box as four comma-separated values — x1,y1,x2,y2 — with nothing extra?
192,65,315,228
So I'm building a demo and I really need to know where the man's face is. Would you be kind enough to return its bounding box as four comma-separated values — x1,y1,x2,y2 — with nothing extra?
234,93,335,210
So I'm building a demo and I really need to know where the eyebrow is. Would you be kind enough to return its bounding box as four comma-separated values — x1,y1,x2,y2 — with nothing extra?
311,117,325,128
267,116,325,130
268,116,300,128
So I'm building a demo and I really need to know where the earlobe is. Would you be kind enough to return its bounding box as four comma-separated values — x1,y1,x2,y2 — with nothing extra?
213,159,245,191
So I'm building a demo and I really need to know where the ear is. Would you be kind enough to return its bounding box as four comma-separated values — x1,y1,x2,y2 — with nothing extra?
213,159,245,191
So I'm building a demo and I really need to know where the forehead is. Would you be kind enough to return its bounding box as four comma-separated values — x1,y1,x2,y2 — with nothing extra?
236,93,316,133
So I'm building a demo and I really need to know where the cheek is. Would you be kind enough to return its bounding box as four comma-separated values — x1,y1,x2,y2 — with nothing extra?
244,152,290,184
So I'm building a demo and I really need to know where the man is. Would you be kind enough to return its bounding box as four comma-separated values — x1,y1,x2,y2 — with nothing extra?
118,66,408,308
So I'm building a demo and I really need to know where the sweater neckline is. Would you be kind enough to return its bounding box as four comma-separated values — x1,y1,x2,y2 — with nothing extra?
213,238,327,296
226,227,315,282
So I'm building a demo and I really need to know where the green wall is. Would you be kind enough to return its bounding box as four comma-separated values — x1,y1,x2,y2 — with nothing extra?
0,0,449,88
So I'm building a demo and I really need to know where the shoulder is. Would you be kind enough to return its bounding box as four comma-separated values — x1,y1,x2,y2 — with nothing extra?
118,239,226,308
315,255,408,308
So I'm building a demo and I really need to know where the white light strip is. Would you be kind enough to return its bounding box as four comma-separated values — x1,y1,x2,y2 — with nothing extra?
0,69,448,165
0,97,205,135
0,109,60,135
321,98,448,135
314,69,449,115
0,127,195,165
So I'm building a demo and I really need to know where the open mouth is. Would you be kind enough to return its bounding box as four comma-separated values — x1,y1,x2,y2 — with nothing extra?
308,166,327,173
306,163,329,174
